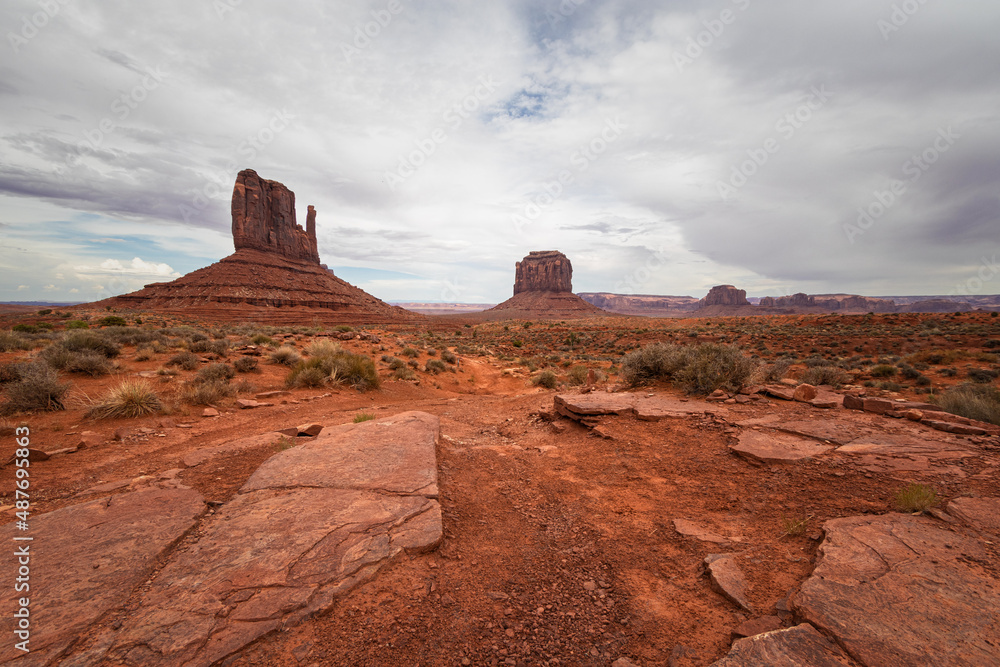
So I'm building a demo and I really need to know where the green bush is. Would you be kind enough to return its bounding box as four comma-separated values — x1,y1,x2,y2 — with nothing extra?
567,365,589,386
425,359,447,374
98,315,128,327
934,384,1000,425
800,366,850,388
621,342,693,386
195,363,235,385
0,363,69,414
270,346,303,366
167,351,200,371
353,412,375,423
12,324,39,333
234,356,259,373
65,320,89,329
401,347,419,358
86,379,162,419
287,364,329,388
531,370,558,389
870,364,897,378
251,333,275,346
674,343,759,395
61,331,121,358
286,349,380,390
968,368,999,383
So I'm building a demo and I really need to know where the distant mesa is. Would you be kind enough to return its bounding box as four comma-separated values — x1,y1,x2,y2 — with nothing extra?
94,169,414,324
758,293,895,313
700,285,750,308
484,251,606,320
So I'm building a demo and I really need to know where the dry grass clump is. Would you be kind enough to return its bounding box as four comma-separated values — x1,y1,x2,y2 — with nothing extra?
0,362,70,414
934,383,1000,426
86,378,162,419
894,483,939,512
621,343,693,386
0,331,33,352
270,346,303,366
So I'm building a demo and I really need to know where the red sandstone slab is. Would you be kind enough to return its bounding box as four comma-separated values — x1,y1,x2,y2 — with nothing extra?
243,411,439,496
0,487,205,665
710,623,861,666
793,513,1000,666
554,393,722,422
730,431,832,463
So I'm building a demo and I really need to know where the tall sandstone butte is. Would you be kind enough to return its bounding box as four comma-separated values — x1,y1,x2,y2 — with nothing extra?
701,284,750,307
92,170,413,324
514,251,573,294
231,168,319,264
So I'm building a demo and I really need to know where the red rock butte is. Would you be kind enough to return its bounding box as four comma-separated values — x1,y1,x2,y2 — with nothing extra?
484,251,606,320
94,169,415,324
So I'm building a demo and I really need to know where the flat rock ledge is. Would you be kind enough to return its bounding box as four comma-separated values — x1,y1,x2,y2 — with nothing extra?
793,509,1000,667
6,411,442,667
554,392,723,424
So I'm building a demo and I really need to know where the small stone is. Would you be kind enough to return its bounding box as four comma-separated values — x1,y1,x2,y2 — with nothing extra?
296,423,323,437
583,580,597,591
202,408,220,418
793,384,818,402
705,554,753,612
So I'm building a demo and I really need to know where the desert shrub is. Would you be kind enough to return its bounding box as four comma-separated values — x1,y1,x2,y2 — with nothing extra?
870,364,896,377
0,332,32,353
98,315,128,327
531,370,558,389
61,330,121,358
190,339,229,355
802,356,828,368
100,327,165,347
894,483,938,512
968,368,999,384
183,380,235,405
386,357,406,370
425,359,447,374
568,365,589,386
441,350,458,364
251,333,276,346
234,356,259,373
934,384,1000,425
12,324,39,333
800,366,850,387
674,344,760,395
287,363,329,388
427,348,438,357
760,357,793,382
393,367,417,380
86,379,162,419
621,342,693,386
286,351,380,390
65,351,115,377
195,363,235,385
134,346,155,361
0,363,24,385
877,381,903,392
401,347,419,358
898,364,922,380
167,351,200,371
37,309,52,315
984,338,1000,348
65,320,89,329
353,412,375,423
270,346,302,366
1,363,69,414
306,339,342,358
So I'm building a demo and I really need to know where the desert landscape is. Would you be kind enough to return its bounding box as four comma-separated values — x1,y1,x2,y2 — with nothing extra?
0,169,997,666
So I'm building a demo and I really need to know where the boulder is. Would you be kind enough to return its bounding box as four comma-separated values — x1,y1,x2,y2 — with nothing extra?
793,384,818,402
710,623,861,666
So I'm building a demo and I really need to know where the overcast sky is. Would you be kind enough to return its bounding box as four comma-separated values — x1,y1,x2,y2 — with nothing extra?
1,0,998,305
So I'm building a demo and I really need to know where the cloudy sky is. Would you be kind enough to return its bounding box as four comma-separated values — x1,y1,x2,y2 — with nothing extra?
1,0,998,304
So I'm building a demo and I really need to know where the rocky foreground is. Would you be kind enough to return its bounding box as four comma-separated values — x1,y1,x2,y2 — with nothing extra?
3,380,998,666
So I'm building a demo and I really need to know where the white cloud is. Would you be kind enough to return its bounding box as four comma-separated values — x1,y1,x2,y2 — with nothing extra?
78,257,181,279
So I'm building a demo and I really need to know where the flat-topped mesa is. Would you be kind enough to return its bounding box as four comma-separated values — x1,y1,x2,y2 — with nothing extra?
701,284,750,307
231,168,319,264
514,250,573,294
